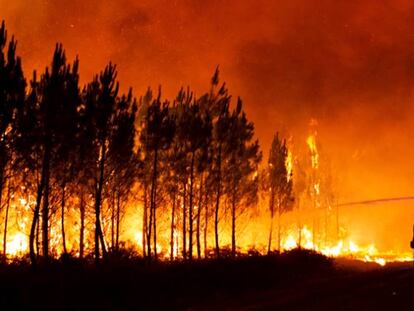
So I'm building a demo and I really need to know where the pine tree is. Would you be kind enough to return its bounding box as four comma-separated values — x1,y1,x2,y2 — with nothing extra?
205,68,232,257
15,44,80,264
176,89,212,260
84,63,119,263
0,21,26,257
106,89,138,251
139,90,175,260
266,133,294,253
224,98,261,257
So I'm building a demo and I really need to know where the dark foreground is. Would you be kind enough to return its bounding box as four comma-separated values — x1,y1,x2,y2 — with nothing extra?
0,250,413,311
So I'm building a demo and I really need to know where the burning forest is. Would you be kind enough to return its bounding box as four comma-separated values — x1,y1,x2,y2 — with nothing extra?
1,1,414,310
0,21,409,265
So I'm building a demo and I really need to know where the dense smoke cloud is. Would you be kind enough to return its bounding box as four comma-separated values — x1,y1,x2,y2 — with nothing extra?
2,0,414,239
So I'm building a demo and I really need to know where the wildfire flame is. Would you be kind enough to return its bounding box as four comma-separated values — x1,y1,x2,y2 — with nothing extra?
279,226,412,266
306,134,319,169
0,127,411,267
286,150,293,182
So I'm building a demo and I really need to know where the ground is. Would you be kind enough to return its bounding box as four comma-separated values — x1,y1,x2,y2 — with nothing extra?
0,250,413,310
199,261,414,311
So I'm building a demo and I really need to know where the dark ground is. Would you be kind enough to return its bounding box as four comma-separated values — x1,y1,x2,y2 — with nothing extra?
0,250,413,311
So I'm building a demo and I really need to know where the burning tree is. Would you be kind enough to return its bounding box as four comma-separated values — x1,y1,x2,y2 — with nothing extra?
223,98,261,257
208,68,232,257
106,90,138,252
14,44,81,264
0,21,25,257
176,90,212,260
266,133,294,253
139,91,175,260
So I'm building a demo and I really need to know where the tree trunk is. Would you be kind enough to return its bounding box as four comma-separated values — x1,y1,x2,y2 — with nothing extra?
277,202,281,252
41,158,50,261
231,193,236,257
268,218,273,254
95,143,108,264
30,173,44,265
111,191,115,250
267,192,274,254
204,192,208,258
214,144,222,257
143,183,148,258
115,190,121,251
79,193,85,259
148,148,158,260
3,179,10,257
182,183,187,259
61,184,67,255
170,192,176,261
35,213,40,257
188,151,195,260
196,174,203,259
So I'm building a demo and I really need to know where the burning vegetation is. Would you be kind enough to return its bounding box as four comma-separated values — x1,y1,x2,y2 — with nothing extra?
0,20,411,267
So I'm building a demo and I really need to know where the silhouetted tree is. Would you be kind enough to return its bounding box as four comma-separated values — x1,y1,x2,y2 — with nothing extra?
136,88,153,258
0,21,25,256
224,98,261,257
84,63,119,263
139,90,175,260
176,89,211,260
208,68,232,257
106,89,138,251
16,44,80,264
266,133,294,253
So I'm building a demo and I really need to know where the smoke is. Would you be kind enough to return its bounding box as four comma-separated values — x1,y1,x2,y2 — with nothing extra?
2,0,414,248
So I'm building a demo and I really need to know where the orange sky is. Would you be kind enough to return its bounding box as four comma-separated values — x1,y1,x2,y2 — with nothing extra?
2,0,414,212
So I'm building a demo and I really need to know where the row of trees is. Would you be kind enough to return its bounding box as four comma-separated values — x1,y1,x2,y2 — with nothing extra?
0,21,294,265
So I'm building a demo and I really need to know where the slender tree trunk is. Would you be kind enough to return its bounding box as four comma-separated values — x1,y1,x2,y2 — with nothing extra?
148,149,158,260
204,192,208,258
267,193,274,254
231,192,236,257
153,189,157,259
277,202,281,252
30,168,44,265
3,179,10,258
147,187,153,259
196,174,203,259
170,192,176,261
61,184,67,255
182,183,187,259
95,143,108,264
188,151,195,260
214,144,222,257
94,181,100,263
35,213,40,257
116,190,121,251
41,157,50,261
268,220,273,254
143,183,148,258
79,193,85,259
111,191,115,250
